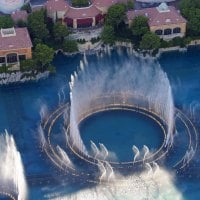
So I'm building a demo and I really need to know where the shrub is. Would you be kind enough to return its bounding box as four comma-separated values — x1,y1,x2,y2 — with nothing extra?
0,65,8,73
91,37,101,44
77,38,86,44
63,40,78,53
20,59,36,71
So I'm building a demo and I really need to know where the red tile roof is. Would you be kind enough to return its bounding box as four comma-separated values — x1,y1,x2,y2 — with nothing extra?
127,4,186,27
46,0,68,12
32,5,45,12
93,0,118,8
0,28,32,51
11,10,28,22
65,5,101,19
92,0,128,8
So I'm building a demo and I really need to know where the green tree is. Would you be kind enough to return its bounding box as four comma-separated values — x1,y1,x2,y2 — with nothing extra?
139,32,160,50
0,15,14,28
27,10,49,42
16,20,27,28
53,22,69,42
180,0,200,16
180,0,200,36
106,4,126,28
127,0,134,10
21,3,32,13
72,0,89,7
101,25,115,44
34,44,54,69
131,16,149,37
63,40,78,53
20,59,36,71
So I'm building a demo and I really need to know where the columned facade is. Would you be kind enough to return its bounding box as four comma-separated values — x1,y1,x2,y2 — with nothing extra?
64,14,104,29
151,23,186,40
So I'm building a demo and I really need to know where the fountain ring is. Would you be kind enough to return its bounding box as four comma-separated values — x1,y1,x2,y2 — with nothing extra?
66,103,168,168
41,101,197,173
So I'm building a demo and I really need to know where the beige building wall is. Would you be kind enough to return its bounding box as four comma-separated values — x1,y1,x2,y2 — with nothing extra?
95,6,108,14
92,17,96,26
73,19,77,29
0,48,32,59
57,10,67,20
47,10,68,23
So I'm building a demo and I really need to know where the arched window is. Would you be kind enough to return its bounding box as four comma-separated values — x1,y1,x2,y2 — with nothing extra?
164,28,172,35
7,53,18,63
173,27,181,34
0,57,5,64
155,29,163,35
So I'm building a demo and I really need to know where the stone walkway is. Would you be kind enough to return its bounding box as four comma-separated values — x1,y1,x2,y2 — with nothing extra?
67,27,103,41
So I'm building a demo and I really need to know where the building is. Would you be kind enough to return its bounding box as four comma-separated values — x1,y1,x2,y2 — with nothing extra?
93,0,118,14
45,0,129,28
46,0,69,23
11,10,28,23
0,28,32,67
64,5,103,28
127,3,187,40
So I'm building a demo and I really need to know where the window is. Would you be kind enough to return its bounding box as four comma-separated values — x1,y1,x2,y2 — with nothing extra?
164,28,172,35
155,29,163,35
7,53,18,63
0,57,5,64
19,55,26,61
173,27,181,34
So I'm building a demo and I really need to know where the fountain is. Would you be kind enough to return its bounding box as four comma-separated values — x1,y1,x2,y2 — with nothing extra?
38,125,46,151
83,53,88,66
90,141,100,159
66,56,175,161
105,161,115,182
58,85,66,105
145,163,153,176
50,167,183,200
132,145,140,163
0,0,24,14
143,145,150,163
152,161,160,174
99,143,109,160
80,61,85,72
56,146,73,168
40,104,49,122
98,162,107,182
0,130,27,200
182,147,195,167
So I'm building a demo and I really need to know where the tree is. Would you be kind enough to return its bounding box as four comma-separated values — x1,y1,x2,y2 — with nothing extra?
62,40,78,53
180,0,200,36
106,4,126,28
16,20,27,28
127,0,134,10
20,59,36,71
101,25,115,44
21,3,32,13
53,22,69,42
72,0,89,7
180,0,200,16
139,32,160,50
0,15,14,28
27,10,49,42
34,44,54,69
131,16,149,37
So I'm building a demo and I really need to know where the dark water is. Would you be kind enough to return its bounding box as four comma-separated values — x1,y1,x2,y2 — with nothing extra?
0,46,200,199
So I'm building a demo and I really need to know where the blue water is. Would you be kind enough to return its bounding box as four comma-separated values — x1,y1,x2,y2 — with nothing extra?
80,110,164,162
0,46,200,199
